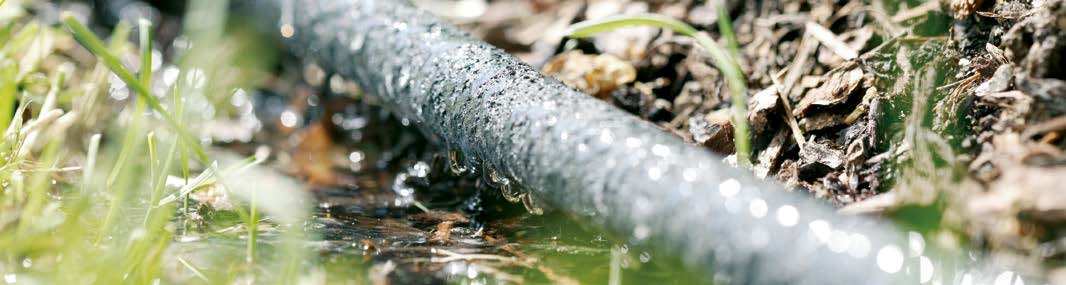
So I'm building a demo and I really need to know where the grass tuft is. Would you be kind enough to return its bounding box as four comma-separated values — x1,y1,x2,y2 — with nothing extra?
0,2,311,283
62,14,208,163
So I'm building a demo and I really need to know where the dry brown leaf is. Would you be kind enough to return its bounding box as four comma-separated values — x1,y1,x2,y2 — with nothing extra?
293,123,338,185
543,50,636,98
794,63,864,115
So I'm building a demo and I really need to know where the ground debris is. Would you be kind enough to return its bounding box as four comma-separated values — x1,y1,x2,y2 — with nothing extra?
797,139,845,181
688,109,735,154
408,210,472,228
747,86,781,136
939,0,1066,275
754,128,789,179
293,123,341,185
951,0,985,19
543,50,637,99
794,62,865,116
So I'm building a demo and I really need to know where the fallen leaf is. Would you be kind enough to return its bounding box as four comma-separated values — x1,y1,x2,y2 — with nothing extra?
794,63,864,115
543,50,637,98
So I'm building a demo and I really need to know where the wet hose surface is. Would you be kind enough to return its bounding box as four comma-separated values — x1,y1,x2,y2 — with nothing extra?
245,0,1016,283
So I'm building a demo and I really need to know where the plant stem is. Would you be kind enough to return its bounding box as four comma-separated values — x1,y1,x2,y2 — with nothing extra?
566,14,751,166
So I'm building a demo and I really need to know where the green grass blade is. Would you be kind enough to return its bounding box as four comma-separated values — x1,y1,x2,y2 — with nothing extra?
716,1,741,60
0,61,15,131
711,2,751,167
138,19,152,88
62,14,208,163
566,13,752,166
566,14,699,38
83,133,101,189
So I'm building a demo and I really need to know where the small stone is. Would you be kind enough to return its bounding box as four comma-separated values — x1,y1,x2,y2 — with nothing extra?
975,64,1014,96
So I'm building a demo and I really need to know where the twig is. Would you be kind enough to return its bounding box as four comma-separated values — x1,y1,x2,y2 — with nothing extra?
805,21,858,60
868,0,905,36
1022,115,1066,139
780,35,814,108
768,77,806,150
891,1,941,23
431,248,529,264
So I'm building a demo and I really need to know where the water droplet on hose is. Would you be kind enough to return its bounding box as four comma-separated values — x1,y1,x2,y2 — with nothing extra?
349,33,366,52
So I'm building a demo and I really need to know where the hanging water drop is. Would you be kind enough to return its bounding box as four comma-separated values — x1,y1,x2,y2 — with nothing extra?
500,183,521,203
448,149,467,175
482,167,508,187
521,193,544,215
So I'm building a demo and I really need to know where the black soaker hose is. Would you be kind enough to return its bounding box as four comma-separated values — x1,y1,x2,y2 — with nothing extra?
244,0,1020,283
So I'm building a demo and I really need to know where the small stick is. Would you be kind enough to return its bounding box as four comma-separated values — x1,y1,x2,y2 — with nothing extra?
805,21,858,60
768,76,807,150
891,1,941,23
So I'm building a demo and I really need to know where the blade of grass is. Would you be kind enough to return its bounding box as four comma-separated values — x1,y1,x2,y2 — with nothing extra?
83,133,101,189
105,93,147,188
177,256,211,282
103,22,145,187
142,131,158,226
0,61,14,132
17,139,62,236
139,19,152,89
566,13,752,166
62,14,208,163
1,23,39,56
712,1,751,167
716,1,741,61
247,184,258,265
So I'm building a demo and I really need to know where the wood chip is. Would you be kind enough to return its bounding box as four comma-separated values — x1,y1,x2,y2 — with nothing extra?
795,63,865,115
797,140,845,181
748,86,781,135
754,128,790,179
689,109,735,154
